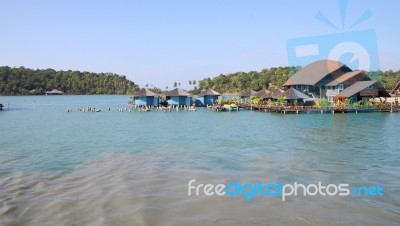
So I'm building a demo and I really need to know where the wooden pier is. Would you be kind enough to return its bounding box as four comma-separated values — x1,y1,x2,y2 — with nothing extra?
237,103,394,114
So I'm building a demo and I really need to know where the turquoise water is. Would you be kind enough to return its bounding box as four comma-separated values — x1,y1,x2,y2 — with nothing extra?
0,95,399,225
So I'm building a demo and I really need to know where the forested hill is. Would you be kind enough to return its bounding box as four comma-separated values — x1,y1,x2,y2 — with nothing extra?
195,67,400,94
196,66,299,93
0,66,138,95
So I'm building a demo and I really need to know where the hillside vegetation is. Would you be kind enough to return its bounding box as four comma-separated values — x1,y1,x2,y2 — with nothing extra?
0,66,138,95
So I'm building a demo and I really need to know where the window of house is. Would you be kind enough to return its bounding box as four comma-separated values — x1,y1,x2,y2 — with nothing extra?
338,84,344,90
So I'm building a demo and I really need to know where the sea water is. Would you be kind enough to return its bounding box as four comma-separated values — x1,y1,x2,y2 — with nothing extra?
0,95,399,225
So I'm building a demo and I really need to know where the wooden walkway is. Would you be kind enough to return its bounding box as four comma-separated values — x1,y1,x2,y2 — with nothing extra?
237,104,397,114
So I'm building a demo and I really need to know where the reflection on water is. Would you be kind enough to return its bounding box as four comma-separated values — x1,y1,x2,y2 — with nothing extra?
0,95,399,225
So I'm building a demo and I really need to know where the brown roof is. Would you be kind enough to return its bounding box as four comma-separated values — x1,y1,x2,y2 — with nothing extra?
240,90,257,97
336,81,390,98
274,88,311,100
165,88,191,97
133,88,157,97
325,70,368,86
392,81,400,95
284,60,351,86
255,89,271,98
271,88,284,96
199,88,220,96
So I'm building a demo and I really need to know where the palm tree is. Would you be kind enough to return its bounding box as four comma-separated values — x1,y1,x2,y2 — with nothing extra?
189,80,192,85
173,82,177,88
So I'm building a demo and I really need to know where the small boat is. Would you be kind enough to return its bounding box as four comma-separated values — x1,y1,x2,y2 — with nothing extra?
222,104,239,111
211,104,239,112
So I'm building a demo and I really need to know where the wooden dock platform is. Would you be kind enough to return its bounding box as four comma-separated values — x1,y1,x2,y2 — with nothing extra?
237,103,393,114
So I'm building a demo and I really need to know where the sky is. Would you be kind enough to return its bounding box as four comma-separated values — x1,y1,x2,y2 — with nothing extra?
1,0,399,89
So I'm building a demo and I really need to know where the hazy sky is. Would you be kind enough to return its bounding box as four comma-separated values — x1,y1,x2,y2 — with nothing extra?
1,0,399,89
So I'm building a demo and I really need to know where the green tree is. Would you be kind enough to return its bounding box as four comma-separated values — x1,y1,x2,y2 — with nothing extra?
0,66,138,95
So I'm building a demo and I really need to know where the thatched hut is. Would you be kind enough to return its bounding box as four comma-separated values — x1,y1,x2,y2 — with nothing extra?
198,88,220,105
165,88,192,106
132,88,159,106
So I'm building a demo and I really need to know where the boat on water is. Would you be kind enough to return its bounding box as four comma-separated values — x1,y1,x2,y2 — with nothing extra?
222,104,239,111
211,104,239,112
0,103,4,111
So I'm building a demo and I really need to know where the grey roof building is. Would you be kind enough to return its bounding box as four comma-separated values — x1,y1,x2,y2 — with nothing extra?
132,88,159,106
284,60,351,87
198,88,220,105
283,60,389,103
335,81,390,99
165,88,192,106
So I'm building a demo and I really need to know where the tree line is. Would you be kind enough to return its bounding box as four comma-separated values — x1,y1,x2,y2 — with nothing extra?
0,66,138,95
194,66,300,94
1,65,399,96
